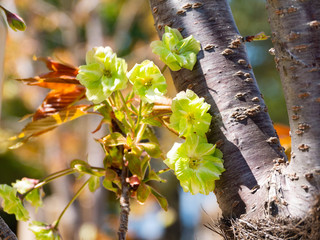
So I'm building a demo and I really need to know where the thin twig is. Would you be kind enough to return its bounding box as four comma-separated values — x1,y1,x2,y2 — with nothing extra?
118,155,130,240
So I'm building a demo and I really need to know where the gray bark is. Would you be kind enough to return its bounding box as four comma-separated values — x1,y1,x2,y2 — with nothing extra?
0,216,17,240
149,0,287,218
266,0,320,217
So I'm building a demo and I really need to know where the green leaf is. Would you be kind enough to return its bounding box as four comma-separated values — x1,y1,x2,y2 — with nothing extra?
142,126,160,144
141,155,150,178
142,118,162,127
141,103,154,116
102,179,118,194
0,184,29,221
150,187,168,211
70,159,94,175
88,176,100,192
26,189,43,209
29,221,61,240
137,183,151,204
139,142,162,158
105,168,117,181
101,132,127,147
125,152,142,177
145,170,165,183
115,110,125,122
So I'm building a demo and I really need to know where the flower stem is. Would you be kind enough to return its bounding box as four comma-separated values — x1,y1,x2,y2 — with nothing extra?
118,155,130,240
53,178,90,229
21,169,75,199
161,65,167,74
118,91,135,129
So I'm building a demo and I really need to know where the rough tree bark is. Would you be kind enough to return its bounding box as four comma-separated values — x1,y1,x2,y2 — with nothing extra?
149,0,319,238
266,0,320,217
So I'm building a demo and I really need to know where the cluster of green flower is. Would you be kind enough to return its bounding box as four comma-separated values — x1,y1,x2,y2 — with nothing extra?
166,90,225,195
77,26,224,195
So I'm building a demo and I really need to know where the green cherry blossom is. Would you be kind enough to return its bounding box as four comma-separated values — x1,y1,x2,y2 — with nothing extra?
150,26,200,71
170,89,212,137
127,60,167,103
29,221,61,240
76,46,128,104
164,134,224,195
12,178,42,209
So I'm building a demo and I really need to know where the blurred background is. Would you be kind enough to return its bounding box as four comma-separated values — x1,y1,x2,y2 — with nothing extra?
0,0,288,239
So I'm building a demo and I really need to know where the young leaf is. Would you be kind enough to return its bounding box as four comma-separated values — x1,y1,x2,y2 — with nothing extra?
125,152,142,177
25,189,43,209
137,183,151,204
17,58,85,121
70,159,103,176
102,179,119,194
141,155,150,178
141,118,162,127
88,176,100,192
0,184,29,221
9,105,89,149
29,221,61,240
100,132,127,147
145,170,165,183
150,187,168,211
139,142,162,158
105,168,117,181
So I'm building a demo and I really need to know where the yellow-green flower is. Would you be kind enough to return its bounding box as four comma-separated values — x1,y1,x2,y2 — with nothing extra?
151,26,200,71
29,221,61,240
128,60,167,103
170,89,212,137
76,46,127,104
164,134,224,195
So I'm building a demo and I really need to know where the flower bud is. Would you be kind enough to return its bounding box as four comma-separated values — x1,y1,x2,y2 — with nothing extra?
0,5,26,31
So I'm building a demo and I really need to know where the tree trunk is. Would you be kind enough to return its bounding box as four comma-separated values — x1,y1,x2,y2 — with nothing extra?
266,0,320,217
149,0,286,217
149,0,320,238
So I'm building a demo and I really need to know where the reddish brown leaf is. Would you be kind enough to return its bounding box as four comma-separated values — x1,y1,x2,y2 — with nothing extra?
10,105,90,149
33,86,85,120
17,57,86,120
17,57,80,90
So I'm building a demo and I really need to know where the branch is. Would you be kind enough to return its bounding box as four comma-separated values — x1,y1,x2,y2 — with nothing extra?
0,216,17,240
117,158,130,240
